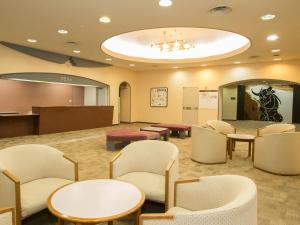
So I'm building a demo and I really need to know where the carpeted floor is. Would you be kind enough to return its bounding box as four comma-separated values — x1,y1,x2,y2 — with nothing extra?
0,121,299,225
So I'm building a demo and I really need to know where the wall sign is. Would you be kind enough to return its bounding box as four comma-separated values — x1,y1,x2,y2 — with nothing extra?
150,87,168,107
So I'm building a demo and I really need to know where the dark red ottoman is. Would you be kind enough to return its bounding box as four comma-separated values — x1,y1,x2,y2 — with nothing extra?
151,123,191,139
106,129,160,150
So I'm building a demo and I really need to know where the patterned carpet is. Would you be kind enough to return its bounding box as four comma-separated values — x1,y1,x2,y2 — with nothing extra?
0,121,299,225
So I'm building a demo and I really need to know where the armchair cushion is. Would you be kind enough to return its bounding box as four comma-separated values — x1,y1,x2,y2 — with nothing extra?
21,178,72,218
117,172,165,203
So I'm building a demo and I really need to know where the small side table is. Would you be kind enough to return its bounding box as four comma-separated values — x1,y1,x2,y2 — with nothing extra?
140,126,169,141
227,134,255,160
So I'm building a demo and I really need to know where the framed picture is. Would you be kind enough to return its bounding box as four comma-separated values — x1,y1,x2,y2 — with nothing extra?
150,87,168,107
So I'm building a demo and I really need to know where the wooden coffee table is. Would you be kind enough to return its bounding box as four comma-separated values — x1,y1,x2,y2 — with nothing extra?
48,179,145,225
140,126,169,141
227,133,255,160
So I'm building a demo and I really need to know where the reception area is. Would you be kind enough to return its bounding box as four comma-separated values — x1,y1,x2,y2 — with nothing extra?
0,1,300,225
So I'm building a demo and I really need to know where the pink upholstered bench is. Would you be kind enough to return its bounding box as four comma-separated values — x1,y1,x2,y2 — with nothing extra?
151,123,192,139
106,129,160,150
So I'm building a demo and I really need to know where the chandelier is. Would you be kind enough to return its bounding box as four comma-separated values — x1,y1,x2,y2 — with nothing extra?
151,30,195,52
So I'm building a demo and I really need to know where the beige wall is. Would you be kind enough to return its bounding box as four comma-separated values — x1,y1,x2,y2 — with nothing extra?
2,43,300,125
136,60,300,124
0,79,84,113
0,44,139,124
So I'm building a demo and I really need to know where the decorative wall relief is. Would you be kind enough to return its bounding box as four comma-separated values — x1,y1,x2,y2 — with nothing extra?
150,87,168,107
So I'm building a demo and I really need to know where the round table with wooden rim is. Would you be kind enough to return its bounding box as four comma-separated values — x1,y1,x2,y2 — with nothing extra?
227,133,256,160
47,179,145,225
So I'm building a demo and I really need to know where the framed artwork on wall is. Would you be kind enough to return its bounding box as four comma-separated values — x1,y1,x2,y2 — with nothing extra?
150,87,168,107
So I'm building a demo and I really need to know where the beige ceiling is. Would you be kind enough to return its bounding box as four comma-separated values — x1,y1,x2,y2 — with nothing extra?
0,0,299,71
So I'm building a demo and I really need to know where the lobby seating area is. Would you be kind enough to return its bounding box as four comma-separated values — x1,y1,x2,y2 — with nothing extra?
0,121,299,225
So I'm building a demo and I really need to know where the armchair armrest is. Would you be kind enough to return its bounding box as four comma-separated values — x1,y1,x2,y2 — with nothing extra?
165,159,178,210
109,152,122,178
0,207,15,225
140,213,174,225
174,178,200,209
0,170,20,225
45,154,78,181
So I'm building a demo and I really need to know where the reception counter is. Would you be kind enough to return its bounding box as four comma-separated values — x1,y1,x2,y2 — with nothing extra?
32,106,114,135
0,113,39,138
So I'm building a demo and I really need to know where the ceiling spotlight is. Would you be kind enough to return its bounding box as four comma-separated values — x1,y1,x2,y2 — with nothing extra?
57,29,68,34
99,16,111,23
105,58,112,61
172,66,178,69
73,50,80,54
267,34,279,41
159,0,173,7
200,64,207,67
234,61,241,64
27,39,37,43
261,14,276,21
272,49,281,53
273,58,282,61
129,64,135,67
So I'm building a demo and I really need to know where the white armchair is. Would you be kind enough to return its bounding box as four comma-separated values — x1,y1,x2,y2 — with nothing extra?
254,132,300,175
257,123,295,136
109,140,179,210
206,120,236,135
0,207,14,225
0,144,78,225
140,175,257,225
191,126,228,164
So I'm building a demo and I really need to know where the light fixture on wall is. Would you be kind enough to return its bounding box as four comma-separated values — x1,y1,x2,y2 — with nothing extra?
151,30,195,53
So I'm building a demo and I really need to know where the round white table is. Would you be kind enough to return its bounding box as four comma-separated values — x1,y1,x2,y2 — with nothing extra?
227,133,256,160
47,179,145,225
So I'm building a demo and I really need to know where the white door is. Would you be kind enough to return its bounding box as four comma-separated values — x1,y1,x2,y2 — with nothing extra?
182,87,199,125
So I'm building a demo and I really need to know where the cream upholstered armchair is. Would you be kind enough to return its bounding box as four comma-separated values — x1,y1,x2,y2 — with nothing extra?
206,120,236,135
140,175,257,225
191,126,227,164
0,207,15,225
109,140,179,210
254,132,300,175
0,144,78,225
257,123,295,136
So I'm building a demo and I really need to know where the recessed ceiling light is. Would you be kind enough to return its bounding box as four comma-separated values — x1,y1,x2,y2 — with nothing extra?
172,66,178,69
105,58,112,61
261,14,276,21
234,61,241,64
159,0,173,7
272,49,281,53
129,64,135,67
57,29,68,34
273,58,282,61
200,64,207,67
27,39,37,43
267,34,279,41
99,16,111,23
73,50,80,54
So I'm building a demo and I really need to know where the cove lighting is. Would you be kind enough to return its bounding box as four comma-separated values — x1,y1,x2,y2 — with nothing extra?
159,0,173,7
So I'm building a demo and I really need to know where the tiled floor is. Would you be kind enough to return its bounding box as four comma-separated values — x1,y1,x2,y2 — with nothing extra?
1,121,299,225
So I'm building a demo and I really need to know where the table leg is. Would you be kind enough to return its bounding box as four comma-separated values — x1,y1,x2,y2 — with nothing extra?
248,141,251,157
135,208,141,225
108,221,113,225
57,218,63,225
188,130,191,137
229,139,233,160
179,131,186,139
252,141,255,162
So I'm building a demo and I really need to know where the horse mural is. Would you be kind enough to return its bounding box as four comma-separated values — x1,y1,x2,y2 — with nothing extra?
251,86,283,122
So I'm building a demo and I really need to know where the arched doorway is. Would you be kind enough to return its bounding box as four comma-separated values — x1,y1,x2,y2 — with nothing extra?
119,82,131,123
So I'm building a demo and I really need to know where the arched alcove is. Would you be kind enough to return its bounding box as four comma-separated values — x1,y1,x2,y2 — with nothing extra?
119,82,131,123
